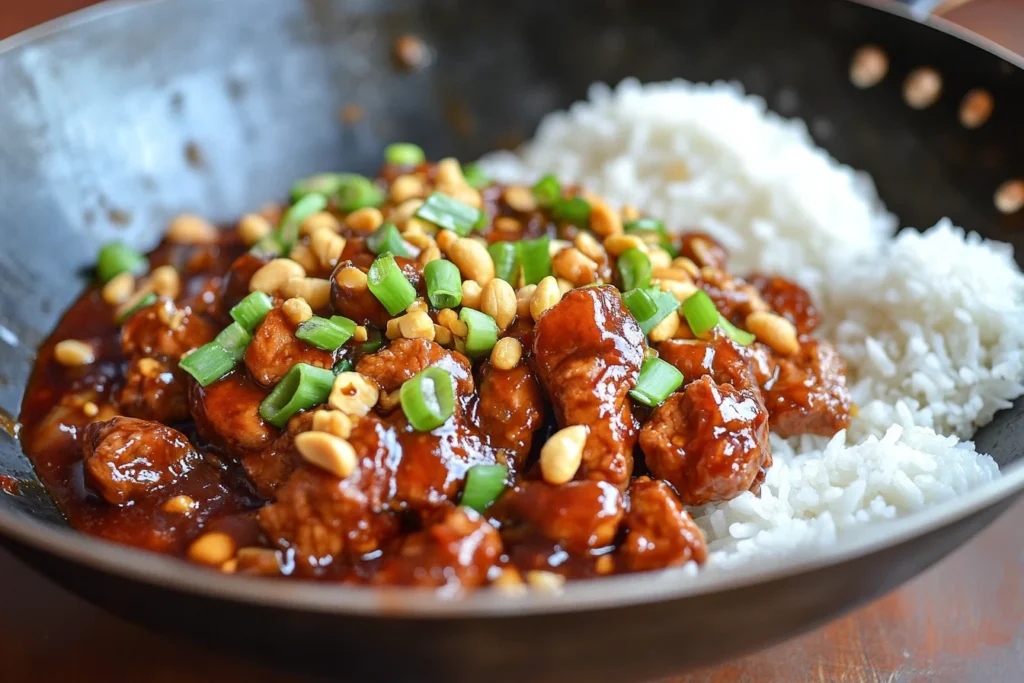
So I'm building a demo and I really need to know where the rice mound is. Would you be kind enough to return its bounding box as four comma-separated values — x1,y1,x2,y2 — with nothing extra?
480,79,1024,564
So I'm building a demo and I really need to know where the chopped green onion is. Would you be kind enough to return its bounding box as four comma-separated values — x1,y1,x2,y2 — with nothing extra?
291,173,349,202
681,290,720,338
625,217,678,257
463,163,490,190
553,196,591,227
179,342,237,387
296,315,356,350
335,174,385,212
332,358,353,374
367,254,417,315
230,291,274,332
425,259,463,309
278,193,328,252
531,174,561,208
400,366,456,432
488,241,519,283
259,363,335,428
384,142,425,166
214,322,252,361
415,192,483,237
116,293,158,323
718,316,755,346
617,247,652,291
366,222,411,257
361,326,383,353
97,242,148,283
623,287,679,336
516,236,551,285
459,308,499,357
629,357,684,407
250,235,284,258
461,464,508,512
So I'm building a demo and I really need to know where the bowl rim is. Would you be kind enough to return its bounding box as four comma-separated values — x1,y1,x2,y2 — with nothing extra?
1,0,1023,619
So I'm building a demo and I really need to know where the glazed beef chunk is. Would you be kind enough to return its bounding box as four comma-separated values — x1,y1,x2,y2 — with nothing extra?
121,301,216,360
533,286,645,487
765,340,852,437
640,376,770,506
189,371,275,453
82,417,202,505
244,308,334,387
620,477,708,571
356,338,474,399
474,362,545,471
116,357,190,423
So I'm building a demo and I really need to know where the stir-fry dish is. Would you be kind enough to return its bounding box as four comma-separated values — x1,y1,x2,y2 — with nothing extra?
20,144,852,592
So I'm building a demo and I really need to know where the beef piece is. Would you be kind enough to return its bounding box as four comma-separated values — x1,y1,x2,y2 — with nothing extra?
258,414,398,575
620,477,707,571
82,416,201,505
220,252,270,312
748,273,821,335
121,301,217,360
493,480,623,554
532,285,645,487
372,507,502,590
241,411,314,498
244,308,334,387
357,338,474,402
474,362,545,471
116,357,189,423
639,376,770,506
189,371,275,453
764,340,852,437
331,258,424,328
678,232,728,270
657,336,762,392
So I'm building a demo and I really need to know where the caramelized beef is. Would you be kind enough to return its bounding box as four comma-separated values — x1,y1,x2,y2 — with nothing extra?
493,480,623,554
620,477,707,571
244,308,334,387
116,357,190,423
748,273,821,335
121,301,216,360
189,371,275,453
475,362,545,471
765,340,852,437
356,338,474,398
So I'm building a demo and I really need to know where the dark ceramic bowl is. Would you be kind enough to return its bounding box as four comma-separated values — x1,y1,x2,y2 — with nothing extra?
1,1,1022,681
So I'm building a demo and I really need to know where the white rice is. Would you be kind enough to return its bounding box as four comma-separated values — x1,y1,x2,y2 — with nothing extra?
479,78,1023,565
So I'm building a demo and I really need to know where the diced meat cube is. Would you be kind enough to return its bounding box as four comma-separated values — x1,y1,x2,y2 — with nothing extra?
356,338,474,397
532,286,645,487
189,371,275,452
330,258,424,328
474,362,545,471
244,308,334,387
678,232,728,270
82,416,201,505
116,357,189,423
639,376,770,506
241,411,314,498
121,301,217,360
765,340,852,437
619,477,707,571
657,336,762,392
748,273,821,335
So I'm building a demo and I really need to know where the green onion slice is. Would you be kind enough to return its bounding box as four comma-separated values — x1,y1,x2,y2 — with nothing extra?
718,317,755,346
623,287,679,336
625,217,678,257
116,293,158,324
400,366,456,432
179,342,237,387
459,308,499,357
361,326,383,354
230,291,274,332
681,290,720,338
97,242,148,283
425,259,463,309
629,357,684,407
250,235,284,258
336,174,385,212
367,254,417,315
332,358,353,375
214,322,252,361
516,236,551,286
278,192,328,252
291,173,349,202
488,241,519,284
415,192,483,237
553,196,591,227
461,464,508,512
531,174,561,208
296,315,356,351
384,142,426,166
462,163,490,190
617,247,652,292
259,362,335,428
366,222,412,258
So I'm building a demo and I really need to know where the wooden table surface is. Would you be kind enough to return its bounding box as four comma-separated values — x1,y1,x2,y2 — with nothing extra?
1,1,1023,682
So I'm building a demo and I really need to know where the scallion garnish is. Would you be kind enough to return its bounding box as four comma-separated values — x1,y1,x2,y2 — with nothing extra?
116,293,158,323
291,173,348,202
531,174,561,207
425,259,463,309
681,290,755,346
400,366,456,431
296,315,356,351
361,326,383,353
97,242,148,283
629,357,684,407
179,342,237,387
461,464,508,512
332,358,353,374
367,253,417,315
463,163,490,190
516,236,551,285
617,247,652,291
214,322,252,361
366,222,411,257
415,192,483,237
625,217,679,257
335,174,385,212
250,234,284,258
553,196,591,227
718,317,756,346
459,308,499,357
259,362,335,428
623,287,680,336
384,142,426,166
488,241,519,284
278,192,328,252
230,291,274,332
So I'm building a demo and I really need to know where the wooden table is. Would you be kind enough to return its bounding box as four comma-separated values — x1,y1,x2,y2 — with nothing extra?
1,2,1023,682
